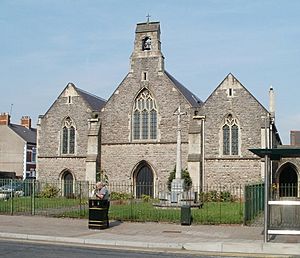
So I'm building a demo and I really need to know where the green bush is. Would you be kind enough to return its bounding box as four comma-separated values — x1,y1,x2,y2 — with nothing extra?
167,167,192,191
39,184,60,198
220,191,234,202
141,194,151,202
199,190,235,202
110,191,132,200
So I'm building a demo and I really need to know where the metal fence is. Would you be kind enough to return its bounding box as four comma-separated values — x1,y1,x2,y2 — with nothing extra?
244,183,264,225
0,179,244,224
243,182,300,227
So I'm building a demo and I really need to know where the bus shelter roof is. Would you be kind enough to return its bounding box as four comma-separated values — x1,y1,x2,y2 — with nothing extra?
249,147,300,160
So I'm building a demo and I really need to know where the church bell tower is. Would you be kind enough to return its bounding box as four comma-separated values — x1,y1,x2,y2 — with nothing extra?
129,20,165,74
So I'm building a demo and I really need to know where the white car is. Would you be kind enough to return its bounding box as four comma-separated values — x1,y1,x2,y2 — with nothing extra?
0,182,24,199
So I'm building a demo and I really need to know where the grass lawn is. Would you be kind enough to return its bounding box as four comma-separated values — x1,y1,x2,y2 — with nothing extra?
0,197,243,224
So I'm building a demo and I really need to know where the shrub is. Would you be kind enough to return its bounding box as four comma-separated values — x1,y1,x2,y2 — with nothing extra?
110,191,132,201
39,184,60,198
220,191,233,202
199,190,235,202
141,194,151,202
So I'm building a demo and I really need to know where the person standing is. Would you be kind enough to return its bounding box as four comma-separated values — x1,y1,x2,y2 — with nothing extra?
94,181,109,200
94,181,110,228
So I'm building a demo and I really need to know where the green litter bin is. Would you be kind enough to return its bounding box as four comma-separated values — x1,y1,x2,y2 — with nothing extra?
181,205,192,225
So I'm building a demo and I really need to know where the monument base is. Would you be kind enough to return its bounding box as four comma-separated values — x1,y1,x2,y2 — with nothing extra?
155,179,202,208
171,179,184,203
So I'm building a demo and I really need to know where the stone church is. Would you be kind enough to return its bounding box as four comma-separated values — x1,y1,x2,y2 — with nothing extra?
37,21,300,198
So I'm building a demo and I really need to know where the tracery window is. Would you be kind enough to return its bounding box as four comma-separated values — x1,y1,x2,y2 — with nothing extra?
133,89,157,140
222,114,239,155
61,117,76,154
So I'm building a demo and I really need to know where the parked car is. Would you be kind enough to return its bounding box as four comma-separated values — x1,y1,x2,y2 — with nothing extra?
0,181,24,199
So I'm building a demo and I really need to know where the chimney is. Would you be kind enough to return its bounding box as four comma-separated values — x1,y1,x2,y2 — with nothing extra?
21,116,31,129
269,86,275,119
0,112,10,125
290,131,300,146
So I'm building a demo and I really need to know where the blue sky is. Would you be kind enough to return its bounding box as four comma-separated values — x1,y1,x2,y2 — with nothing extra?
0,0,299,144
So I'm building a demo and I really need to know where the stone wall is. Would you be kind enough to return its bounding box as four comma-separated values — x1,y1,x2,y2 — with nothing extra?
195,74,267,187
37,157,87,181
205,159,262,186
101,143,189,185
100,71,191,145
37,85,91,181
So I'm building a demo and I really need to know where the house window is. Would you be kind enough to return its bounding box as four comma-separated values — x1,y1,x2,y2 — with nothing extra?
32,148,36,162
26,150,32,162
26,147,36,162
222,114,239,155
61,117,76,154
133,89,157,140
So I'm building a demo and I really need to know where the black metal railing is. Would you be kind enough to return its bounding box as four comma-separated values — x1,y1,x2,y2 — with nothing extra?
0,179,244,224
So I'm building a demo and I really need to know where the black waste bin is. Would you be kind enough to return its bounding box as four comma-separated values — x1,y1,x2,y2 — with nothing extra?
88,199,109,229
181,205,192,225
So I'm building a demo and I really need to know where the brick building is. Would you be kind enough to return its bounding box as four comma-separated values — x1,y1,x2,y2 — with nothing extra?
0,113,36,179
291,131,300,146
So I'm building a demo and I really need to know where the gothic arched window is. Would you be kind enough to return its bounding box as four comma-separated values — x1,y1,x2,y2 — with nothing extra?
133,89,157,140
61,117,76,154
222,114,239,155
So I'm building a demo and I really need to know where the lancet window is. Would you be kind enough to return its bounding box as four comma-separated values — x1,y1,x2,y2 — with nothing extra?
222,114,239,155
61,117,76,154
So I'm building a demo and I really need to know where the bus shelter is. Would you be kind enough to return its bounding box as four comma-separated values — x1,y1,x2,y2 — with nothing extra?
250,148,300,242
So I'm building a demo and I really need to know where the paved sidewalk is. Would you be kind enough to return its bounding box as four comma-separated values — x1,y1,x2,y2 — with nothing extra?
0,215,299,256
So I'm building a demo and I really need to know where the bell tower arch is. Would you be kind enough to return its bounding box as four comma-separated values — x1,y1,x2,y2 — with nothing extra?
130,20,165,73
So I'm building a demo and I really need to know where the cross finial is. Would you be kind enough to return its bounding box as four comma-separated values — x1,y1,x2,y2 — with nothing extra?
146,14,151,24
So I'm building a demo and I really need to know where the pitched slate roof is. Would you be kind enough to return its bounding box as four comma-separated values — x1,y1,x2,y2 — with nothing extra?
76,87,106,111
9,124,37,144
165,71,203,107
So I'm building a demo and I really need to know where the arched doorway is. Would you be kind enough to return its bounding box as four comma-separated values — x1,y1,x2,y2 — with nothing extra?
278,163,298,197
134,161,154,198
62,171,74,197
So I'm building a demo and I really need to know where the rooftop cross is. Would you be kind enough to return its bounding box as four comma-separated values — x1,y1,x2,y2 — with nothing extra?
146,14,151,24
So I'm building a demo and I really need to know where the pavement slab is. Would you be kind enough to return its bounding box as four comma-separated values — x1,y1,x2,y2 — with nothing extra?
0,215,299,256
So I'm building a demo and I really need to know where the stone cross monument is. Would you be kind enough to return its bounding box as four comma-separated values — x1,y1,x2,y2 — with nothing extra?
171,105,187,202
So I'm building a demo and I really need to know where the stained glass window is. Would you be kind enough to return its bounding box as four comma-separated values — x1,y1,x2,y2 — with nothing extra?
133,111,140,140
223,124,230,155
61,117,76,154
150,110,157,139
69,126,75,154
62,127,68,154
231,124,239,155
142,110,149,139
222,115,239,155
132,89,157,140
